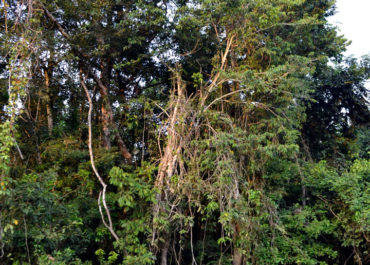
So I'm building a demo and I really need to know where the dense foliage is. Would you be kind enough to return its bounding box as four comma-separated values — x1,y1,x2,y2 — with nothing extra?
0,0,369,264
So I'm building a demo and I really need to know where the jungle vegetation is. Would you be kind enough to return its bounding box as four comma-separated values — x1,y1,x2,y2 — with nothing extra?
0,0,369,264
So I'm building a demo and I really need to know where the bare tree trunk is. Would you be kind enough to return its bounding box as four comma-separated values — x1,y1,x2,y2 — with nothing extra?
233,249,243,265
101,102,112,149
44,67,53,136
99,86,132,162
160,235,170,265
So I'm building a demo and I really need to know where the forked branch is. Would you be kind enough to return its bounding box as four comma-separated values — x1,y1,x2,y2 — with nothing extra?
80,70,119,242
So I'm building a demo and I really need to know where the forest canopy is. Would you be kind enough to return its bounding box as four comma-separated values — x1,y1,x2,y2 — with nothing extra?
0,0,369,264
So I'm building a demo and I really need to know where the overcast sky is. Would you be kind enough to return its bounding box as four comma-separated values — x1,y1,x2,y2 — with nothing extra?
328,0,370,58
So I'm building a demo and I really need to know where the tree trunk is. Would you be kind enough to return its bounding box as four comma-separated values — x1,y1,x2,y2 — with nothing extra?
44,68,53,136
233,248,243,265
232,176,243,265
41,5,132,162
160,234,170,265
101,102,112,149
98,82,132,162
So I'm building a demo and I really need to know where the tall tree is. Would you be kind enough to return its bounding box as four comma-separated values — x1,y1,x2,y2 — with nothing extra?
0,0,369,264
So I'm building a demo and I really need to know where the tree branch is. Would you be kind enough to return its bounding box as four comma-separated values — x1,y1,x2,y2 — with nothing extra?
41,2,132,161
80,70,119,242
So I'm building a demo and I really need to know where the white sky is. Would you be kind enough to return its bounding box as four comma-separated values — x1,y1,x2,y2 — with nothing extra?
328,0,370,58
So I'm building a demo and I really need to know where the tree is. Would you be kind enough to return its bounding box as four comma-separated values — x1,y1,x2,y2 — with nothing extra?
303,57,370,165
0,0,369,264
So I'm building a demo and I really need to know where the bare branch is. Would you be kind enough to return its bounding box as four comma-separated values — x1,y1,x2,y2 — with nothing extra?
207,34,235,93
80,70,119,242
23,215,31,264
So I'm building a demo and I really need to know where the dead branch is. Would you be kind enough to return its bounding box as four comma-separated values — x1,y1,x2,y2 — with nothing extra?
207,34,235,93
80,70,119,242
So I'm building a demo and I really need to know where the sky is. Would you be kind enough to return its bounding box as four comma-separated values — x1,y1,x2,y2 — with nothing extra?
328,0,370,58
